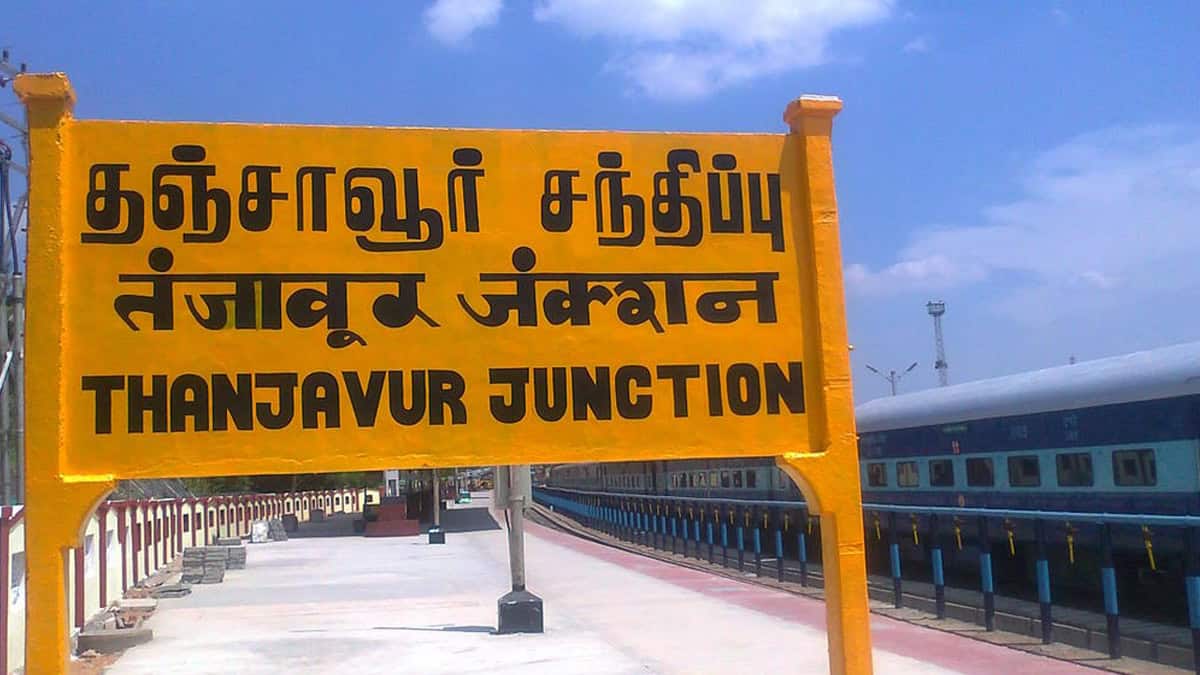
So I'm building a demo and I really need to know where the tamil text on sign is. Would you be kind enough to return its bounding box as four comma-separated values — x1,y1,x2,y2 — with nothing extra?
65,126,821,474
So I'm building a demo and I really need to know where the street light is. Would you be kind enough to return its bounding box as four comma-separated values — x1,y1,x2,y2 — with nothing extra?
865,361,918,396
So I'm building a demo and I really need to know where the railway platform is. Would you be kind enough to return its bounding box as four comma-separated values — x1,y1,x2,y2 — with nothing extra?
107,495,1116,674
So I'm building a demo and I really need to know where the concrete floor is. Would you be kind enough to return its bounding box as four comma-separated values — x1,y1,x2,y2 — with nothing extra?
107,495,1098,674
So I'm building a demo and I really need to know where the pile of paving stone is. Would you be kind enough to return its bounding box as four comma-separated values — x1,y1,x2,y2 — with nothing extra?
149,584,191,599
267,518,289,542
226,544,247,570
180,547,227,584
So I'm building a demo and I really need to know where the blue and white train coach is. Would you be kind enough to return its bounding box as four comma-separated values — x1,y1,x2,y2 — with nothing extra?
856,341,1200,516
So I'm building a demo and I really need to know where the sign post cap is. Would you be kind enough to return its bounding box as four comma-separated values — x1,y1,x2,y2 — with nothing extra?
783,95,842,133
14,72,76,106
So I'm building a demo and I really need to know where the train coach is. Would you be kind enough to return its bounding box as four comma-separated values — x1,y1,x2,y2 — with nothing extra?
545,340,1200,551
856,341,1200,515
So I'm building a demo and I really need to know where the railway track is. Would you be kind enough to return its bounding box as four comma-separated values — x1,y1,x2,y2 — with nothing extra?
528,501,1191,674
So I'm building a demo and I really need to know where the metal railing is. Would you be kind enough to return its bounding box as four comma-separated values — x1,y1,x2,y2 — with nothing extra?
534,485,1200,672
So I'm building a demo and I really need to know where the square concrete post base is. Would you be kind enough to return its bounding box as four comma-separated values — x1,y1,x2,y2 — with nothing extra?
427,527,445,544
497,589,543,634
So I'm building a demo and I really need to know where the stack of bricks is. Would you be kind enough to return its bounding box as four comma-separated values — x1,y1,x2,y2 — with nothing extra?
180,548,206,584
226,544,247,570
267,519,289,542
180,547,228,584
200,548,227,583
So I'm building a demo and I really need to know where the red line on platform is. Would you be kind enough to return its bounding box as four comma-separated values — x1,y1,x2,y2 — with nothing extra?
526,521,1095,674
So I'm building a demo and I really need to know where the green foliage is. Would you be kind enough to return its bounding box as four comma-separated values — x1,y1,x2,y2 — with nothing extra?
181,471,382,496
181,475,252,496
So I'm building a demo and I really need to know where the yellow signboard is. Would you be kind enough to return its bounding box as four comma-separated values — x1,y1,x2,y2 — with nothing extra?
18,73,870,674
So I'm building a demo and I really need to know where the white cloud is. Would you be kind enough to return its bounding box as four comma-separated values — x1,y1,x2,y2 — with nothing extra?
902,36,930,53
425,0,503,45
845,125,1200,318
533,0,893,100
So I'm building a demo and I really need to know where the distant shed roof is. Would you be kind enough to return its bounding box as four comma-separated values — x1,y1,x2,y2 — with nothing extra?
855,341,1200,433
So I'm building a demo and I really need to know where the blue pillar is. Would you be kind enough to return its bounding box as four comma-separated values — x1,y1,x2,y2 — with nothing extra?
693,516,702,558
707,521,715,564
979,516,995,631
736,523,746,572
681,511,691,554
721,520,729,566
930,514,945,619
775,527,784,582
1183,527,1200,674
1100,522,1121,658
684,513,694,558
753,526,763,577
683,511,690,556
889,512,902,608
1035,520,1052,643
798,530,809,587
671,515,679,555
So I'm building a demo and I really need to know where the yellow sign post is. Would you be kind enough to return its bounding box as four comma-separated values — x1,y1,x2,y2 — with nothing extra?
17,72,870,674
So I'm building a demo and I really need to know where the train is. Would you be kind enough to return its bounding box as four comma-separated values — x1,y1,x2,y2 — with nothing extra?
544,341,1200,549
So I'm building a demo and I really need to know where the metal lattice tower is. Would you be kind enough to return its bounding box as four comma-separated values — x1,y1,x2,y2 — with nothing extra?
926,301,949,387
0,49,28,504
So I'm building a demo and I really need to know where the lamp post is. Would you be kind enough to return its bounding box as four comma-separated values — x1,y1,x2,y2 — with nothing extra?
865,361,918,396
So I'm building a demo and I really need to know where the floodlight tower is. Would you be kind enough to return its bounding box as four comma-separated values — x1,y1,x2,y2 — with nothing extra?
927,301,949,387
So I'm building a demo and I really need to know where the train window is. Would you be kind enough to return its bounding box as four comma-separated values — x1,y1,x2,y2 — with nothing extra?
1056,451,1094,482
688,473,695,488
1112,449,1157,486
697,472,707,487
966,458,994,487
709,471,719,487
867,463,887,487
746,471,757,488
1007,455,1041,487
897,462,919,487
1062,414,1080,442
733,471,743,488
928,460,954,487
721,471,730,488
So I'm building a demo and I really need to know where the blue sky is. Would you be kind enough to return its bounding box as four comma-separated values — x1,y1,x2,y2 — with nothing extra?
3,0,1198,402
